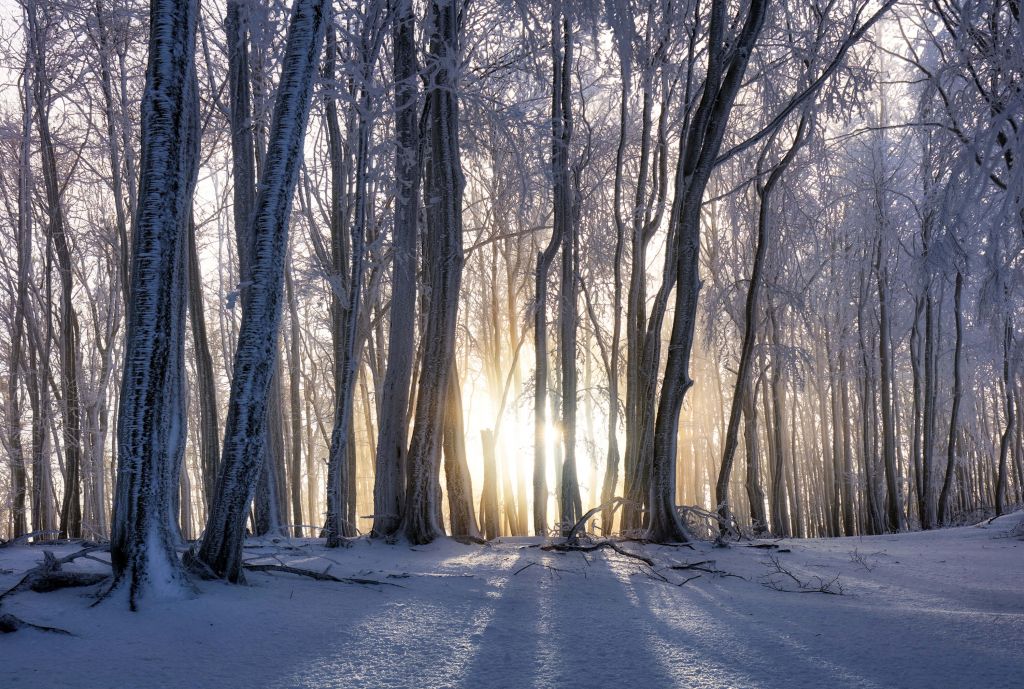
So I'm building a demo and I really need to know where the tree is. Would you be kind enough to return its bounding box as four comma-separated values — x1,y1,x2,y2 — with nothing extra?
109,0,200,608
402,0,466,545
189,0,328,582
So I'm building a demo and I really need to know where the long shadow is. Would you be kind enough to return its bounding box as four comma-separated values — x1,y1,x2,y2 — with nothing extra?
261,541,511,689
455,546,551,688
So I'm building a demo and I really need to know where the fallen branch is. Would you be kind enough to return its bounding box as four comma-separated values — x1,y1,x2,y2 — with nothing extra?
564,498,632,544
668,559,745,580
241,563,402,587
0,613,72,635
760,553,845,595
0,548,110,601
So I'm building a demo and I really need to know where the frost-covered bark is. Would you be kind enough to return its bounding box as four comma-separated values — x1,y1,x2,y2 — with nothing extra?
402,0,465,545
372,0,420,538
110,0,200,608
190,0,328,581
225,0,287,538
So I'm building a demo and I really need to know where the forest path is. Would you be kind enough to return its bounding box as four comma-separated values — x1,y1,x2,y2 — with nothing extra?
1,514,1022,688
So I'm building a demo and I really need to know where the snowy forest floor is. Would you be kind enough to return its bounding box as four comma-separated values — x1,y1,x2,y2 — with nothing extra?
1,514,1022,689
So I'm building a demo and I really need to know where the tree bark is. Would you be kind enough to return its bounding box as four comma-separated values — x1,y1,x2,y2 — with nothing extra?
372,0,420,538
189,0,328,581
110,0,200,608
402,0,465,545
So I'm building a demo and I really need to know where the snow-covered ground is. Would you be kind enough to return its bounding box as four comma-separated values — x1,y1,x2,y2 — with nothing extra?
2,514,1021,689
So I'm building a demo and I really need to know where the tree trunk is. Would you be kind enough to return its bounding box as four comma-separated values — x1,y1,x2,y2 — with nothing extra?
27,4,85,541
443,365,479,538
715,119,805,529
324,17,379,546
189,0,328,582
402,0,465,545
372,0,419,538
187,215,220,510
935,270,963,523
110,0,200,608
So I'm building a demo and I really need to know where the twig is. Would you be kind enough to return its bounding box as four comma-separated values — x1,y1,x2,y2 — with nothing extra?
761,553,845,595
541,540,654,566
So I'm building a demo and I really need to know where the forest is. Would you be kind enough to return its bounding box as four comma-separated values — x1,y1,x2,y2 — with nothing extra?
0,0,1021,686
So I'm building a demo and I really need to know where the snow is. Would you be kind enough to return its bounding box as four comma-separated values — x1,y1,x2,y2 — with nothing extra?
1,514,1022,689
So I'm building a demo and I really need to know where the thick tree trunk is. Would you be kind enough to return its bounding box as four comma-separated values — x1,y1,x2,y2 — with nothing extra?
110,0,200,608
189,0,328,582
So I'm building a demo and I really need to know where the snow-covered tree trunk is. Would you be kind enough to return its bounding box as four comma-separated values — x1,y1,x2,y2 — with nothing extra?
324,5,385,547
189,0,328,582
372,0,420,538
402,0,465,545
110,0,200,608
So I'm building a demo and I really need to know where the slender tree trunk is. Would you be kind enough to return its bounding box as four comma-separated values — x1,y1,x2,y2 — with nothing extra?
286,268,304,536
27,4,85,540
189,0,328,581
996,314,1015,516
188,215,220,509
402,0,465,545
8,42,33,539
716,119,805,529
876,236,902,531
938,271,964,523
325,18,380,546
372,0,419,538
554,9,581,535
